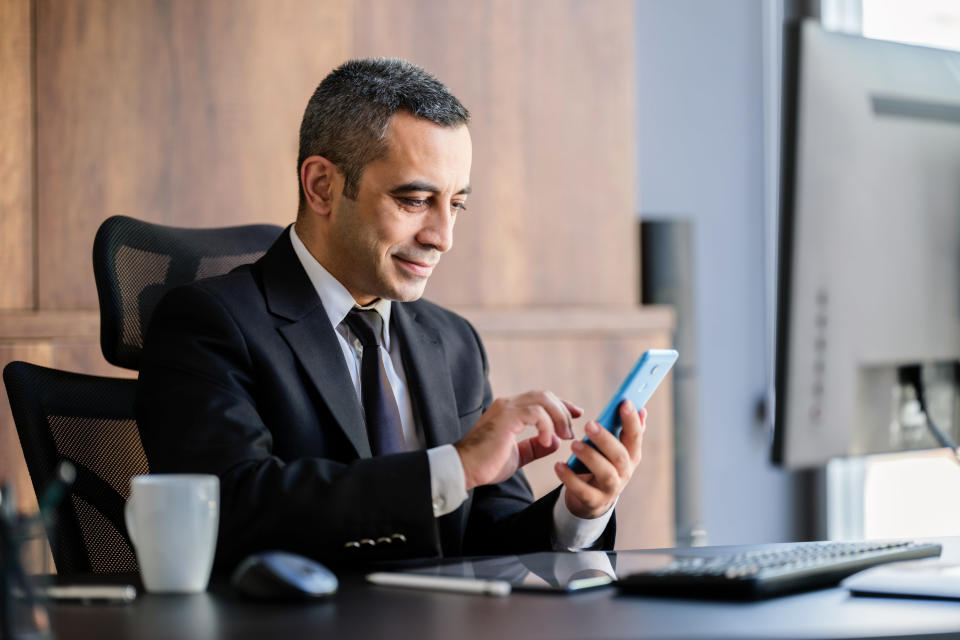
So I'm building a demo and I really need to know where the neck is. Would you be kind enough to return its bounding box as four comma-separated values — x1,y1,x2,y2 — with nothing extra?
293,221,376,307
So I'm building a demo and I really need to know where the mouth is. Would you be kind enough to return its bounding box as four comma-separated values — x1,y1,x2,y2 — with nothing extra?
393,255,437,278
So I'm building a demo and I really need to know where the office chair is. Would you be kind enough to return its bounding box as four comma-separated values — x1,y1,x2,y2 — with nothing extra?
3,361,145,574
93,215,283,370
1,218,282,573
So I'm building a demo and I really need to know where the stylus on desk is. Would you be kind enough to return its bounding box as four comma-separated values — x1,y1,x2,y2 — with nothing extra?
39,584,137,604
366,572,511,596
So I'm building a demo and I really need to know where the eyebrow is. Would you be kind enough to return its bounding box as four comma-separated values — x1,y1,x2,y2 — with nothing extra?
390,181,472,196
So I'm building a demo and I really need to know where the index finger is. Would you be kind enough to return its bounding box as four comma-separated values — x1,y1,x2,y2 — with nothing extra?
519,390,576,440
544,391,577,439
619,403,646,464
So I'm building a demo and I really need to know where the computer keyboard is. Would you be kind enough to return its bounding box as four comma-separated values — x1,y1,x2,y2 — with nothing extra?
617,540,942,599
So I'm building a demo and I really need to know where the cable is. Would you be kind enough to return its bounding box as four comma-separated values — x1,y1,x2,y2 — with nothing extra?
898,364,960,466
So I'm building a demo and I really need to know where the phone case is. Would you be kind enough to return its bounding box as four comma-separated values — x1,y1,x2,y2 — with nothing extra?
567,349,679,473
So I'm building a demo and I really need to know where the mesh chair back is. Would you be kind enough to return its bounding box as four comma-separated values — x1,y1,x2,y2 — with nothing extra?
3,361,146,574
93,215,283,370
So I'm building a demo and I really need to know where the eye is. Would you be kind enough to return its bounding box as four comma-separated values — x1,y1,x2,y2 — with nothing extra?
394,196,429,211
452,201,468,212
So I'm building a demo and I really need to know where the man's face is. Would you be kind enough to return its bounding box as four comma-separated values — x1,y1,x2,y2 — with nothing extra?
326,112,472,305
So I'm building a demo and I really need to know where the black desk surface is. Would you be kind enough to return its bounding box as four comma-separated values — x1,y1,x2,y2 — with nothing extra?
47,539,960,640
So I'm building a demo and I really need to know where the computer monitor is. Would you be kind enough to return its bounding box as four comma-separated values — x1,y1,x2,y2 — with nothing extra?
773,20,960,468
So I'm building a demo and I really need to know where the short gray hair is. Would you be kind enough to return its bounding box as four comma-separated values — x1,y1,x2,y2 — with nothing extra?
297,58,470,205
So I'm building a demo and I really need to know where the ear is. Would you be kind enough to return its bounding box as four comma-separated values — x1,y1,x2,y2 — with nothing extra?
300,155,341,216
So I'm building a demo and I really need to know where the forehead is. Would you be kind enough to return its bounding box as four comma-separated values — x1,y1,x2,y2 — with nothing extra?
366,111,472,190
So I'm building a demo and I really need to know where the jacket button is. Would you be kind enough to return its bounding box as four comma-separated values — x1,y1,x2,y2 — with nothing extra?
391,533,407,544
344,541,360,549
360,538,376,547
376,537,392,545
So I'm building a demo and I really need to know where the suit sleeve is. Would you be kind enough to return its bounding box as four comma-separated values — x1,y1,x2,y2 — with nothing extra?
458,321,617,555
136,284,441,568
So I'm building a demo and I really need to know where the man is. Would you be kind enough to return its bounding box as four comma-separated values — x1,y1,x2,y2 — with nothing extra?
136,58,646,568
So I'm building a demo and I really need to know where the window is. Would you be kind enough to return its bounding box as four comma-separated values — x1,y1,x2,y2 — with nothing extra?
862,0,960,52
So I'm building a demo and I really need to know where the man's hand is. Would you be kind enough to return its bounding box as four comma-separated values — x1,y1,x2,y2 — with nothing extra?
455,391,582,491
554,401,646,520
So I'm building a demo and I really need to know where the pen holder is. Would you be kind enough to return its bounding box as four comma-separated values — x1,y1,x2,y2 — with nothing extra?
1,486,53,640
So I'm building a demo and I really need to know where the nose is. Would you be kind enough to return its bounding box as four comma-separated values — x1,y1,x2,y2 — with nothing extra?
416,204,455,254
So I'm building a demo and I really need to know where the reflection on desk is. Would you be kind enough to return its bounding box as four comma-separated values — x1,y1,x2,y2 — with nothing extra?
391,550,620,592
47,538,960,640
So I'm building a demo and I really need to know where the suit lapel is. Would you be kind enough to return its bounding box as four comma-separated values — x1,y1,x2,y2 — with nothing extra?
260,229,371,458
278,315,370,458
392,304,460,449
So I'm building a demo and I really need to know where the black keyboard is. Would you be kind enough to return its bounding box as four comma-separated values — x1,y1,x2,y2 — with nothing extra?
617,540,942,599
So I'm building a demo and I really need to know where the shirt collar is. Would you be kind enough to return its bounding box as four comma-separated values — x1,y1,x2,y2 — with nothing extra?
289,225,393,348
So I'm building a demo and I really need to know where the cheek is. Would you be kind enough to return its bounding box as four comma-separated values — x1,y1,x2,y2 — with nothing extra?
344,198,418,261
376,216,419,254
333,215,379,267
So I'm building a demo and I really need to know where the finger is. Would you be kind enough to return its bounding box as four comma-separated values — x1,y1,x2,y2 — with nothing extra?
538,390,575,440
619,403,645,466
584,420,632,479
562,399,584,419
520,403,557,448
515,390,572,440
554,461,607,507
517,434,560,467
570,436,620,491
546,391,574,438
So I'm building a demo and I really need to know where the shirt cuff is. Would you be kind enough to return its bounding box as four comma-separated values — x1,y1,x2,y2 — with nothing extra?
552,486,616,551
426,444,469,517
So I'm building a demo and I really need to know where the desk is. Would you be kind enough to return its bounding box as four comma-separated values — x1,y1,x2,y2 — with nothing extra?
47,540,960,640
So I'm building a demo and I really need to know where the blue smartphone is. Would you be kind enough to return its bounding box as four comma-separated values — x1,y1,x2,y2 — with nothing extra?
567,349,679,473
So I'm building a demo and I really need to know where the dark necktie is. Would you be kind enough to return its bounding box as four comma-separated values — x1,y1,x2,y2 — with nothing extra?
342,309,406,456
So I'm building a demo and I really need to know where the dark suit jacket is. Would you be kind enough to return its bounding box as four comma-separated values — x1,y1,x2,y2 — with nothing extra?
136,229,615,567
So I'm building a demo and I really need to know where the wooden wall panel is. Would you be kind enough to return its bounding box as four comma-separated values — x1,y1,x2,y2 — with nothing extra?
34,0,637,309
0,0,35,310
353,0,636,308
35,0,352,310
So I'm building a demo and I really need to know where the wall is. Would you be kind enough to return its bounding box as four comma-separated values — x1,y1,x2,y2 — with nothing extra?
0,0,674,555
635,0,801,544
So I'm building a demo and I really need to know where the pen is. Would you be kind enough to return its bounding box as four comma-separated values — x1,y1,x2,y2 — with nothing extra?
39,584,137,604
366,572,511,596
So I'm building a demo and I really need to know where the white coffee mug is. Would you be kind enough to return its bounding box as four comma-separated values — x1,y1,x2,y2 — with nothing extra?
125,474,220,593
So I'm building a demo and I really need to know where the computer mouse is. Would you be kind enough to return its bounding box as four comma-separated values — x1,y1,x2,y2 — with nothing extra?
231,550,338,600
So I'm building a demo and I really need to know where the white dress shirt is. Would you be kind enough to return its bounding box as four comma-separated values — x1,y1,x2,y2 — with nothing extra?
290,226,612,549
